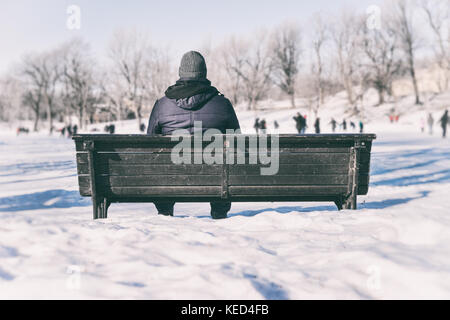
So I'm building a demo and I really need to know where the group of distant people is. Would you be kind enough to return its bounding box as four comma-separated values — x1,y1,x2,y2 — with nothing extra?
59,124,78,138
291,113,363,134
253,118,268,133
16,127,30,135
104,124,116,134
422,110,449,138
329,118,364,133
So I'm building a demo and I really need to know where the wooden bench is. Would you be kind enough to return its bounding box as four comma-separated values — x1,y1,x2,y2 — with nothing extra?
73,134,376,219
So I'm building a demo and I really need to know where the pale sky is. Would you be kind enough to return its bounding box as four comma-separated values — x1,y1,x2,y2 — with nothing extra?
0,0,386,74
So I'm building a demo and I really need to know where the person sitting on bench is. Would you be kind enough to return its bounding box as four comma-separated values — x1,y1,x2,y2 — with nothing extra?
146,51,241,219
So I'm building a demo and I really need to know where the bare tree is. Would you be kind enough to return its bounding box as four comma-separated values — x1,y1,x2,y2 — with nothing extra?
331,12,362,106
101,72,128,122
0,76,24,123
226,31,274,110
22,88,43,131
60,39,98,129
361,21,401,105
271,22,302,108
421,0,450,92
108,29,154,127
145,46,174,102
310,14,328,114
390,0,422,104
22,51,62,133
218,36,247,106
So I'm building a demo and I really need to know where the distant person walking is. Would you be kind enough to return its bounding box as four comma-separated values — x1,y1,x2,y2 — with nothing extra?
274,120,279,130
293,113,306,134
105,124,115,134
260,119,267,133
359,120,364,133
314,118,321,134
350,121,356,131
254,118,260,134
440,110,448,138
329,118,337,133
427,113,434,135
66,125,73,138
341,119,347,131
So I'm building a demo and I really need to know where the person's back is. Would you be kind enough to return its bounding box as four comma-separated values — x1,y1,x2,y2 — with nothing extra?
147,51,240,219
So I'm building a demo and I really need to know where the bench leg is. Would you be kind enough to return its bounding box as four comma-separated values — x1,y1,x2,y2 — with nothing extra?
335,198,343,211
93,198,110,220
343,194,357,210
336,194,357,211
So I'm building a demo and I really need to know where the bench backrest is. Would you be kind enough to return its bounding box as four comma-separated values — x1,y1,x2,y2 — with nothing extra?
74,134,375,203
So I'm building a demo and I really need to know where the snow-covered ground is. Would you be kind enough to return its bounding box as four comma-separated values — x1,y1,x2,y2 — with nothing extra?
1,104,450,299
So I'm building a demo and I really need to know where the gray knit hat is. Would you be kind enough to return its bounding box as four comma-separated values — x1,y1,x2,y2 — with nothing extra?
178,51,207,80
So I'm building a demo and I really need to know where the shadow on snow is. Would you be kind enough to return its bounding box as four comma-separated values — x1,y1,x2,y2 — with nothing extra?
0,189,90,212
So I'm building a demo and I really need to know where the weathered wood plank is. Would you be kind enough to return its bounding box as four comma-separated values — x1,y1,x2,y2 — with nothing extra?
78,175,91,196
96,152,215,165
229,175,348,185
77,162,90,175
229,186,348,196
107,186,222,196
231,147,351,153
74,135,376,152
229,153,350,165
230,164,349,175
76,153,89,164
92,151,351,166
73,133,377,143
98,164,222,176
104,175,221,186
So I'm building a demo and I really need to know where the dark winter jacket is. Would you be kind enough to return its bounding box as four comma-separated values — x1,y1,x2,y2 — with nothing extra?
147,79,240,135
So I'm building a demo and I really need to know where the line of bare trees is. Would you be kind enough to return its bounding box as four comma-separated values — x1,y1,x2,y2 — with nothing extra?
0,31,174,133
0,0,448,131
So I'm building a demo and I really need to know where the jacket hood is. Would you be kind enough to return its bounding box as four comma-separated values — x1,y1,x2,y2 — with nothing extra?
165,78,219,110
